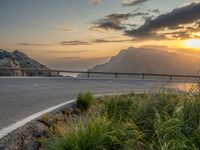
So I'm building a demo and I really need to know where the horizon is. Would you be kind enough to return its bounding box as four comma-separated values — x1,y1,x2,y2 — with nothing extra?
2,1,200,148
1,0,200,70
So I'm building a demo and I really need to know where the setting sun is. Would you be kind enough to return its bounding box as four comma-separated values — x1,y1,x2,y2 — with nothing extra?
186,39,200,49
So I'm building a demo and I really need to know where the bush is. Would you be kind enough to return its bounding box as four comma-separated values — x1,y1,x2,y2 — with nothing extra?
76,92,95,111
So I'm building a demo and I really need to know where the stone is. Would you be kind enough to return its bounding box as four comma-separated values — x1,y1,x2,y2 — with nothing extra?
0,49,54,76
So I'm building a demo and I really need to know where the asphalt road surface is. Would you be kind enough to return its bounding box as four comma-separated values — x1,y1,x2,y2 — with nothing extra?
0,77,196,129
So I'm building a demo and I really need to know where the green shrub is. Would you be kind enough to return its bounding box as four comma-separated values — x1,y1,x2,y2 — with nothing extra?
76,92,95,111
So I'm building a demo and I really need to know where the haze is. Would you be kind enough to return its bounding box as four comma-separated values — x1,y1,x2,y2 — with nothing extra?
1,0,200,70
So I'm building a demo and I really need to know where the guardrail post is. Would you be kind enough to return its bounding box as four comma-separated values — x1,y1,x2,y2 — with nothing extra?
170,75,173,80
1,67,200,80
142,74,145,79
115,73,118,78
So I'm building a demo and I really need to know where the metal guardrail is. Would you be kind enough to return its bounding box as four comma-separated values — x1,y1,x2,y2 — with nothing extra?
0,67,200,80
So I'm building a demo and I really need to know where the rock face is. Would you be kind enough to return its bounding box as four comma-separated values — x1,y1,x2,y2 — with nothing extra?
89,47,200,75
0,49,52,76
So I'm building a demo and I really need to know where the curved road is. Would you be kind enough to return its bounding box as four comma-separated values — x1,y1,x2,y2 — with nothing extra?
0,77,195,129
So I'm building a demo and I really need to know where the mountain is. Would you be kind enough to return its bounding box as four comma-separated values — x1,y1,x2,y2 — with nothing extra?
0,49,52,76
88,47,200,75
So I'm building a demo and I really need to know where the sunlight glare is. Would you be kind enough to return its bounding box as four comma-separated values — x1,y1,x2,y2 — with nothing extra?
186,39,200,49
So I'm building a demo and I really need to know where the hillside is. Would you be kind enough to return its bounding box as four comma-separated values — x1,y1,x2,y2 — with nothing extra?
89,47,200,75
0,49,52,76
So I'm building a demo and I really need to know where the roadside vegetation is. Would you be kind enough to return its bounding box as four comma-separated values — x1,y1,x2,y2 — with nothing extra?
76,92,95,111
42,89,200,150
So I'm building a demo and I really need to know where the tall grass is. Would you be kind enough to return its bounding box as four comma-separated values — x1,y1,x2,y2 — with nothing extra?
102,96,136,121
44,116,146,150
44,93,200,150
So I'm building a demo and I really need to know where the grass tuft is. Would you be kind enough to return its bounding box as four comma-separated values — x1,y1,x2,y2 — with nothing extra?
76,92,95,111
44,116,146,150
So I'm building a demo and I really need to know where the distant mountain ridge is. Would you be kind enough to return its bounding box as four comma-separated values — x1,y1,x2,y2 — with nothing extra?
89,47,200,75
0,49,52,76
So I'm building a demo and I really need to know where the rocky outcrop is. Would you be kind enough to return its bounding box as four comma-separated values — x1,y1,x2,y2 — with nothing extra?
0,49,53,76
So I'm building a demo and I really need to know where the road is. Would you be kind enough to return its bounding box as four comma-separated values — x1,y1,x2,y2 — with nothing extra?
0,77,196,129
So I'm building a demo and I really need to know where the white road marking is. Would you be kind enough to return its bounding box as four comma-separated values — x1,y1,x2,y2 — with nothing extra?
0,92,132,140
0,99,75,139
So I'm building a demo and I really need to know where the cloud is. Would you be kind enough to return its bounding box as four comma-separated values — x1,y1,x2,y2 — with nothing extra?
93,38,133,43
88,0,101,5
60,37,133,46
148,9,160,13
18,43,52,46
91,12,149,31
91,13,132,31
45,50,93,54
122,0,148,6
58,23,77,32
125,2,200,40
61,41,91,46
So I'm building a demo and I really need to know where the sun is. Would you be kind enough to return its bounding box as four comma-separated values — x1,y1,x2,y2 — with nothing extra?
185,39,200,49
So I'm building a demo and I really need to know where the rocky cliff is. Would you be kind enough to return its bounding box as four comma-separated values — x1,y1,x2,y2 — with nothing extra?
0,49,52,76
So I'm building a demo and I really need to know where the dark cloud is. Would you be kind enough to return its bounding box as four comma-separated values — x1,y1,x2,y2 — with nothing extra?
148,9,160,13
91,13,133,31
91,12,149,31
60,38,133,46
125,2,200,40
163,31,191,40
122,0,148,6
61,41,91,46
18,43,51,46
132,12,149,17
93,38,133,43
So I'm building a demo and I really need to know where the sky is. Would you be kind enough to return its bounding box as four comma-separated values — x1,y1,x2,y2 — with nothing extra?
0,0,200,70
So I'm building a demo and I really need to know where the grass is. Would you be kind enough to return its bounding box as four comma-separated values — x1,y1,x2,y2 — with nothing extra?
76,92,95,111
102,96,136,121
44,116,146,150
43,92,200,150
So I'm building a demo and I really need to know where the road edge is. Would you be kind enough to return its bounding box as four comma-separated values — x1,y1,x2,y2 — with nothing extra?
0,92,131,140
